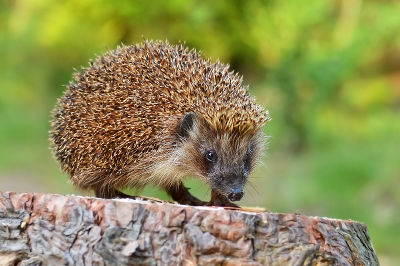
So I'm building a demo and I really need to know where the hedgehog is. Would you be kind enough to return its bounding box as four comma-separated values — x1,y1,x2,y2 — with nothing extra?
50,40,269,207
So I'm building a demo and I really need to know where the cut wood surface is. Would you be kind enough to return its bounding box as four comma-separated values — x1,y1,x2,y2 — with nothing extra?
0,191,378,265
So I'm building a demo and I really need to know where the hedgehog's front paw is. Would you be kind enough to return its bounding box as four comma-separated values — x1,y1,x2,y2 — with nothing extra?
166,182,207,206
207,190,240,208
176,193,207,206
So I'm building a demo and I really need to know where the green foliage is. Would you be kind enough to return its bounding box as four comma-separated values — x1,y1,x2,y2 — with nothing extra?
1,0,400,263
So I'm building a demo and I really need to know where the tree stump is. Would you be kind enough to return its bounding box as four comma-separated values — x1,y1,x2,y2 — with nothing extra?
0,191,378,265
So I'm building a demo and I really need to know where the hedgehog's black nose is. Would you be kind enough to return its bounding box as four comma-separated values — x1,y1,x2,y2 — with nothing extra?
228,188,244,201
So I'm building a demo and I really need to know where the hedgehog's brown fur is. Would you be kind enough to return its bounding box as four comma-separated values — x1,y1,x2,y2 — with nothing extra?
50,40,269,206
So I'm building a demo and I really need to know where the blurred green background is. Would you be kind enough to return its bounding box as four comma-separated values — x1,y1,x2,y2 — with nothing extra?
1,0,399,264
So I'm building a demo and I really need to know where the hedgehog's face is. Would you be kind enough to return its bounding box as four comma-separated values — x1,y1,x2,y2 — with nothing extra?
200,136,255,201
178,112,264,202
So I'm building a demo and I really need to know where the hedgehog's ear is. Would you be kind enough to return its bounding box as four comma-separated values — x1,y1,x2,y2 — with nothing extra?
179,112,198,139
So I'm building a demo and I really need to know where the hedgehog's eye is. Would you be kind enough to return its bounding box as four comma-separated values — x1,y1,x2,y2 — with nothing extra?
244,148,252,172
244,154,251,173
205,150,217,163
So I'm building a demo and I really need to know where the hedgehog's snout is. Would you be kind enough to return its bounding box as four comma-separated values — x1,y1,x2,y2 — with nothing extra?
228,188,244,201
209,171,247,202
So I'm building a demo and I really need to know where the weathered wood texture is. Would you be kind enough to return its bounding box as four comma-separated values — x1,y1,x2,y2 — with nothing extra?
0,191,378,266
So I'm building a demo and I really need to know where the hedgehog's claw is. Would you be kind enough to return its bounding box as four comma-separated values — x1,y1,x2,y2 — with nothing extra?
94,187,135,199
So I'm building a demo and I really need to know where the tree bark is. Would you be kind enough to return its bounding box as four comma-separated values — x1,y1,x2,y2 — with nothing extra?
0,191,379,265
